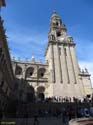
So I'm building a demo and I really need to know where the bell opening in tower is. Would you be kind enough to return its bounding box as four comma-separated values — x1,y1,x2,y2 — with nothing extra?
57,31,61,37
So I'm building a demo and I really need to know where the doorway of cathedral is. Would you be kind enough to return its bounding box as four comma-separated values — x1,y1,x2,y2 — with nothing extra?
37,86,45,102
26,85,35,103
38,93,44,101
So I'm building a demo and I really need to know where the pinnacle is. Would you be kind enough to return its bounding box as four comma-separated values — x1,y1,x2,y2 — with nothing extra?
51,10,60,19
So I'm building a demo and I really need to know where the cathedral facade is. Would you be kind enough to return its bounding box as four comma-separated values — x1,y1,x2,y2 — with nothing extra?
12,12,92,101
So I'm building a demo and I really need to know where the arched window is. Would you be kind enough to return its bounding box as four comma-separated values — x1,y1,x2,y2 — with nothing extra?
51,35,55,40
15,65,22,75
25,67,34,78
56,22,58,26
38,68,46,78
37,86,45,93
57,31,61,37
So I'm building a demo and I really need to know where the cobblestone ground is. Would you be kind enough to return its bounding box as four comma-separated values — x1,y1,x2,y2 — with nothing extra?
1,117,69,125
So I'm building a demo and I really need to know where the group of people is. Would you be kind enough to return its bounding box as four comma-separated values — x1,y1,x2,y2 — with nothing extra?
45,95,93,103
33,105,93,124
1,95,93,121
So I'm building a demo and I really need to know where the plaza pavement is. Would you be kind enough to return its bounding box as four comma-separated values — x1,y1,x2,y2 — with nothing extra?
1,117,68,125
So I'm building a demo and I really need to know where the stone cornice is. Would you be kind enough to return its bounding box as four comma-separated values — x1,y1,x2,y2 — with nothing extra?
12,60,49,66
24,79,48,83
79,73,91,77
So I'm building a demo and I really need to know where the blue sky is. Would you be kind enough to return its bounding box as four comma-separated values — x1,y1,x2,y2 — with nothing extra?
1,0,93,84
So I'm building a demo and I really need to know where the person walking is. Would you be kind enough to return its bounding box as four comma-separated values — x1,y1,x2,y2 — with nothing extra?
34,115,39,125
0,108,3,122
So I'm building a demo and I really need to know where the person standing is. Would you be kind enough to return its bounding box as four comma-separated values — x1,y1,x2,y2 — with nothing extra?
0,108,3,122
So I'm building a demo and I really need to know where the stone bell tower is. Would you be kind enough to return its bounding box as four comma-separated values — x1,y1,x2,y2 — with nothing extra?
45,11,91,98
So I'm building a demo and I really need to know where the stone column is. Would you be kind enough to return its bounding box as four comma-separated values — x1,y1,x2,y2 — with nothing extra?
57,43,63,83
13,62,17,75
50,42,55,83
61,45,70,83
70,45,79,82
23,65,26,80
68,45,76,84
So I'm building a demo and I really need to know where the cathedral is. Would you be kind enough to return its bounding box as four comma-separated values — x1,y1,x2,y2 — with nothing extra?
12,11,92,101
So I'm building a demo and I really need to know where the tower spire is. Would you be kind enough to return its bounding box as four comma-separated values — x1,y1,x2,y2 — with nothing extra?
51,10,60,20
49,11,67,41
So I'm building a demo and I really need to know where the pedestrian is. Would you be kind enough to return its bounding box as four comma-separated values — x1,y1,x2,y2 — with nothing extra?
84,108,90,117
0,108,3,122
34,115,39,125
90,106,93,116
